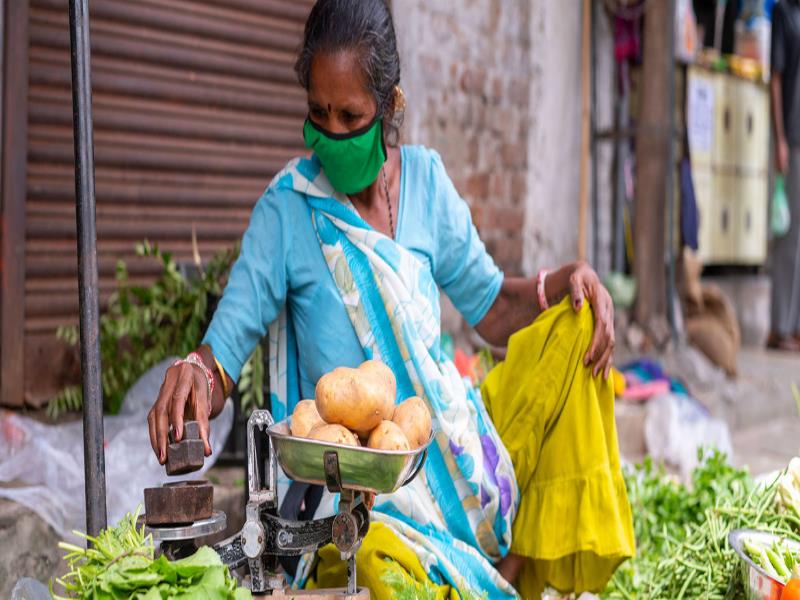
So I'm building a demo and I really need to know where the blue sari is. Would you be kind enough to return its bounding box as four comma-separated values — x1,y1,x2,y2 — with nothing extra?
266,156,520,597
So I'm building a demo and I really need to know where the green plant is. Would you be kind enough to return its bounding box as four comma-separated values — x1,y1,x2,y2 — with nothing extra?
52,507,154,598
238,342,265,415
603,449,800,599
49,240,241,417
379,558,488,600
52,507,250,599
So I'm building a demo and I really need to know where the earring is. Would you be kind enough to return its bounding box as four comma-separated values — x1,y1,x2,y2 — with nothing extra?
394,85,407,113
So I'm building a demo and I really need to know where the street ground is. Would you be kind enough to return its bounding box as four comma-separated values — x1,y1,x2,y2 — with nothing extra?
616,344,800,476
726,347,800,475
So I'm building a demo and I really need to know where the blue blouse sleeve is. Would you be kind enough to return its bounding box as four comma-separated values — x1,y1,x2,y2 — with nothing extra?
428,151,504,326
202,187,289,382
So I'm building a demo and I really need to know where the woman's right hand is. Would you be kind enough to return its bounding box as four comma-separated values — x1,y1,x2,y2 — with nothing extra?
147,361,213,465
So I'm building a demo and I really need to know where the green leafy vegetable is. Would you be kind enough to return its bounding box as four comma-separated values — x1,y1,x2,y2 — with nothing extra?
51,508,251,600
603,449,800,599
380,565,438,600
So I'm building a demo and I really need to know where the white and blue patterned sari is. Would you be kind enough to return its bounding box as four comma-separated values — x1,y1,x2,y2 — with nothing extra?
267,155,520,598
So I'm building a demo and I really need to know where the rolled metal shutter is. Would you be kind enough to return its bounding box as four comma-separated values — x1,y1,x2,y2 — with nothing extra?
24,0,312,405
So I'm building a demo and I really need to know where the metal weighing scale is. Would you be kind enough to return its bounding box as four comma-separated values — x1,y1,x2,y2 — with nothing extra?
140,410,430,598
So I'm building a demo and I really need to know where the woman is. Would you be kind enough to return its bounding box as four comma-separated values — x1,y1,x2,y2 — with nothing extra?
147,0,634,597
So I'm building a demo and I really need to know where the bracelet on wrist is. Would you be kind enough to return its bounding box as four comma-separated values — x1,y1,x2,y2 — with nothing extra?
210,352,232,399
536,268,550,312
173,352,214,415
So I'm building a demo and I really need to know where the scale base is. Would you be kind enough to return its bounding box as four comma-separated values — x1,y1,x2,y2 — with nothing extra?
257,588,370,599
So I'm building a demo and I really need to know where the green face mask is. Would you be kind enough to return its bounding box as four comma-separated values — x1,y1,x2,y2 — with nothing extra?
303,116,387,195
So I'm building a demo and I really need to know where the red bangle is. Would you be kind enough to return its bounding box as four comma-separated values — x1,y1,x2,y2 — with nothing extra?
536,269,550,312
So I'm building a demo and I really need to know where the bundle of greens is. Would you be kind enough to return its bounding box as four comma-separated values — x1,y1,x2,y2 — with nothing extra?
51,509,251,600
603,449,800,599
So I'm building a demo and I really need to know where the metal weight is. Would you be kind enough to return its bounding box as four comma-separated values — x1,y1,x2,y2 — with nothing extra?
165,421,205,476
143,480,213,525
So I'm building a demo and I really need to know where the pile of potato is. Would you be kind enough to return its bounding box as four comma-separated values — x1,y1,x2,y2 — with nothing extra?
289,360,432,451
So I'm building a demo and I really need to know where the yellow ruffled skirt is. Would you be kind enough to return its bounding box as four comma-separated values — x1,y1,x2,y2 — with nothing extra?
481,297,635,597
307,297,634,598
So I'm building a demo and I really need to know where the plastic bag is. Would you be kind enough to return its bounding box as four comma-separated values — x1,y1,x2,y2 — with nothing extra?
0,358,233,542
644,392,733,482
772,174,791,237
11,578,50,600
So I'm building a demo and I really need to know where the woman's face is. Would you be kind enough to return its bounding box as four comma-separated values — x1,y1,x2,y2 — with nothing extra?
307,50,378,135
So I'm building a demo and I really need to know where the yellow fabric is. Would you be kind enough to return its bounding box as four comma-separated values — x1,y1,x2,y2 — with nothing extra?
306,522,459,599
612,367,626,397
480,297,635,597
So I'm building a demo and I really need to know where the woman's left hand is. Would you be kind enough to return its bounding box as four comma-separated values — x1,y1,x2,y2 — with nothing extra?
567,263,615,379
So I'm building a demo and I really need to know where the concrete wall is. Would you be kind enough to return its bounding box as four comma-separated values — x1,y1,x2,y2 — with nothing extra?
524,2,582,274
393,0,531,277
524,2,615,277
394,0,615,286
593,9,616,279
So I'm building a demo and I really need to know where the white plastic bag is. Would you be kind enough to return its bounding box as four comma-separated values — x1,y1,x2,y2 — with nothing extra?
11,578,50,600
0,358,233,541
644,392,733,481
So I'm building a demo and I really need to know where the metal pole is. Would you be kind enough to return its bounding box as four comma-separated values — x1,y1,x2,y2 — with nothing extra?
613,67,630,273
590,0,599,269
578,0,592,261
68,0,107,537
666,0,678,339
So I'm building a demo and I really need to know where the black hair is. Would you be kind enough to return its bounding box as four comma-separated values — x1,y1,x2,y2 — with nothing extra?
295,0,403,145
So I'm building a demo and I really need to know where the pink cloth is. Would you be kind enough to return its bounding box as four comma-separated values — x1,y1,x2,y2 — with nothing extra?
622,379,671,402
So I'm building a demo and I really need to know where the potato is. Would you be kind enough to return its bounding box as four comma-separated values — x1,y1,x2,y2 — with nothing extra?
315,361,395,432
367,420,411,451
391,396,433,449
308,424,359,447
290,400,326,438
356,360,397,422
315,367,363,427
358,360,397,408
353,373,395,423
